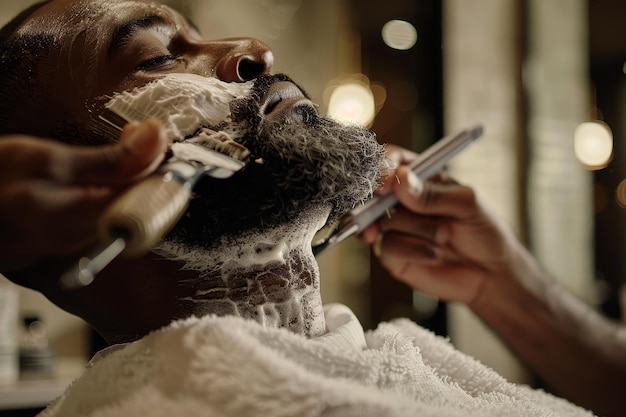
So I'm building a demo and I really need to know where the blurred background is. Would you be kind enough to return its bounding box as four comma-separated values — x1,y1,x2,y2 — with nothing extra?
1,0,625,413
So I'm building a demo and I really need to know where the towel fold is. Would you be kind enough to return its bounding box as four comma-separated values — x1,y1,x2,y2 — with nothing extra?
40,304,594,417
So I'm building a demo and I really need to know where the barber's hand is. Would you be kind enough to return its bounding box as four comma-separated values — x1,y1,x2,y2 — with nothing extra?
0,119,167,276
362,145,529,305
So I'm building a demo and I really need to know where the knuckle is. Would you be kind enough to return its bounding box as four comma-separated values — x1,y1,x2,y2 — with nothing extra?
40,147,65,179
459,185,477,204
420,181,439,208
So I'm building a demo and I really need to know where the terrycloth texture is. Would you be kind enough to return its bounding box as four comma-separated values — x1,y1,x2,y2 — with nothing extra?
39,304,594,417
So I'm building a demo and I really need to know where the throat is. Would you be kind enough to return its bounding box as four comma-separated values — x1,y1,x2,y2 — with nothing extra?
155,205,330,338
183,252,324,336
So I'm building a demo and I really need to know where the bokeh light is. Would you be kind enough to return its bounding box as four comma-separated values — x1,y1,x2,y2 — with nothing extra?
327,82,376,127
574,121,613,169
381,19,418,51
616,179,626,208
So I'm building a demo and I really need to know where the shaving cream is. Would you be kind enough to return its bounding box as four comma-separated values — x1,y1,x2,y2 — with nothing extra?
105,73,253,142
155,205,328,272
154,205,330,337
102,72,381,338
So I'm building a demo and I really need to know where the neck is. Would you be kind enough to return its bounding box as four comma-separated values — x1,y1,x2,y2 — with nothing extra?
154,205,330,338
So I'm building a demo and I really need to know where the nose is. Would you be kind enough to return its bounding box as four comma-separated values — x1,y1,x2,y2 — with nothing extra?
214,38,274,82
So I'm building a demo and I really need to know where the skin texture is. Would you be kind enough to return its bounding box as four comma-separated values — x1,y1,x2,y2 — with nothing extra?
0,0,275,269
2,0,384,344
1,0,272,335
18,0,274,142
0,121,166,263
3,2,622,415
362,145,626,417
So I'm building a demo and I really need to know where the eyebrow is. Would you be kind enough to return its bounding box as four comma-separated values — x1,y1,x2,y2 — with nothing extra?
108,14,169,57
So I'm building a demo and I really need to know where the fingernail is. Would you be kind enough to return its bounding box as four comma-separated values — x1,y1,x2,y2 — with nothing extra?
406,171,423,195
119,121,140,140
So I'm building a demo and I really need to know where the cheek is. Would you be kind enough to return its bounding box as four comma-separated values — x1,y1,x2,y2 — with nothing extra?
34,59,93,135
92,73,159,103
180,54,219,78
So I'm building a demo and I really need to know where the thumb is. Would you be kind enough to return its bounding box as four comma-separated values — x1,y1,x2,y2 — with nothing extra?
56,119,168,185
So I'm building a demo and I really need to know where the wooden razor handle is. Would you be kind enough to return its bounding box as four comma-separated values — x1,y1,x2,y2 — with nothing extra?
99,173,191,258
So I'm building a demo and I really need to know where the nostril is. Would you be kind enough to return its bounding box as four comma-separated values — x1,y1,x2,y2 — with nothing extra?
237,58,267,81
215,42,273,83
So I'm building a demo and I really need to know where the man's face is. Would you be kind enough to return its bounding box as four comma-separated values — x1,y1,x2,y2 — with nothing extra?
20,0,273,133
19,0,384,245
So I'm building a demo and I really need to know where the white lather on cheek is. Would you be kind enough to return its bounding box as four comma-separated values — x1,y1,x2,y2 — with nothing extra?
105,73,254,142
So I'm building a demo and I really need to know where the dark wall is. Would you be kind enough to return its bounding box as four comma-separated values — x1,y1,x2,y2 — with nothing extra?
351,0,446,334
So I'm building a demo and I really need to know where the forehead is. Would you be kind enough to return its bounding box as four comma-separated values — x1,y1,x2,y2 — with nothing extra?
18,0,182,38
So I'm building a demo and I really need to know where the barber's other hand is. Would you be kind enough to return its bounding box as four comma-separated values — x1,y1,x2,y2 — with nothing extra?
362,145,528,305
0,120,167,274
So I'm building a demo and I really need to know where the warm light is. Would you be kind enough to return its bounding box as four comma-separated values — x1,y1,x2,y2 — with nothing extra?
574,121,613,169
616,179,626,208
623,61,626,75
382,20,418,51
370,83,388,113
327,83,376,127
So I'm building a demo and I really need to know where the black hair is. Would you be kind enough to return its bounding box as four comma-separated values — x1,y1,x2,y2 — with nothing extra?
0,1,56,135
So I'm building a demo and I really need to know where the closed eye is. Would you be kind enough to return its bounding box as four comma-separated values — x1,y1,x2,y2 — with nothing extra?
137,54,179,71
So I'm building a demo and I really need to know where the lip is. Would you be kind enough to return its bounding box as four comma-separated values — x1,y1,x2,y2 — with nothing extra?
260,81,316,122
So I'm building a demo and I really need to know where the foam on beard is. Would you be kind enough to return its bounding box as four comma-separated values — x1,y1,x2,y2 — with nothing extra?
105,73,253,143
106,74,305,272
168,75,386,245
154,205,328,339
104,72,385,268
154,204,329,276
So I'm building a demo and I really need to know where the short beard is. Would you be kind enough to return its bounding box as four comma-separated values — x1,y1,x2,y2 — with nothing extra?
168,75,385,248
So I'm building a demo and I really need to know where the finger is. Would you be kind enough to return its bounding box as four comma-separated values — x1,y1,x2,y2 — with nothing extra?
433,172,458,185
378,207,449,245
26,181,114,212
393,166,479,220
376,172,400,195
0,182,114,257
384,144,418,167
377,231,441,265
52,119,168,185
377,145,419,194
359,222,381,244
384,256,482,303
376,233,482,302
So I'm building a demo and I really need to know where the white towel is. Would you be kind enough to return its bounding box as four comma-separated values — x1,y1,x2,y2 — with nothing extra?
39,304,594,417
